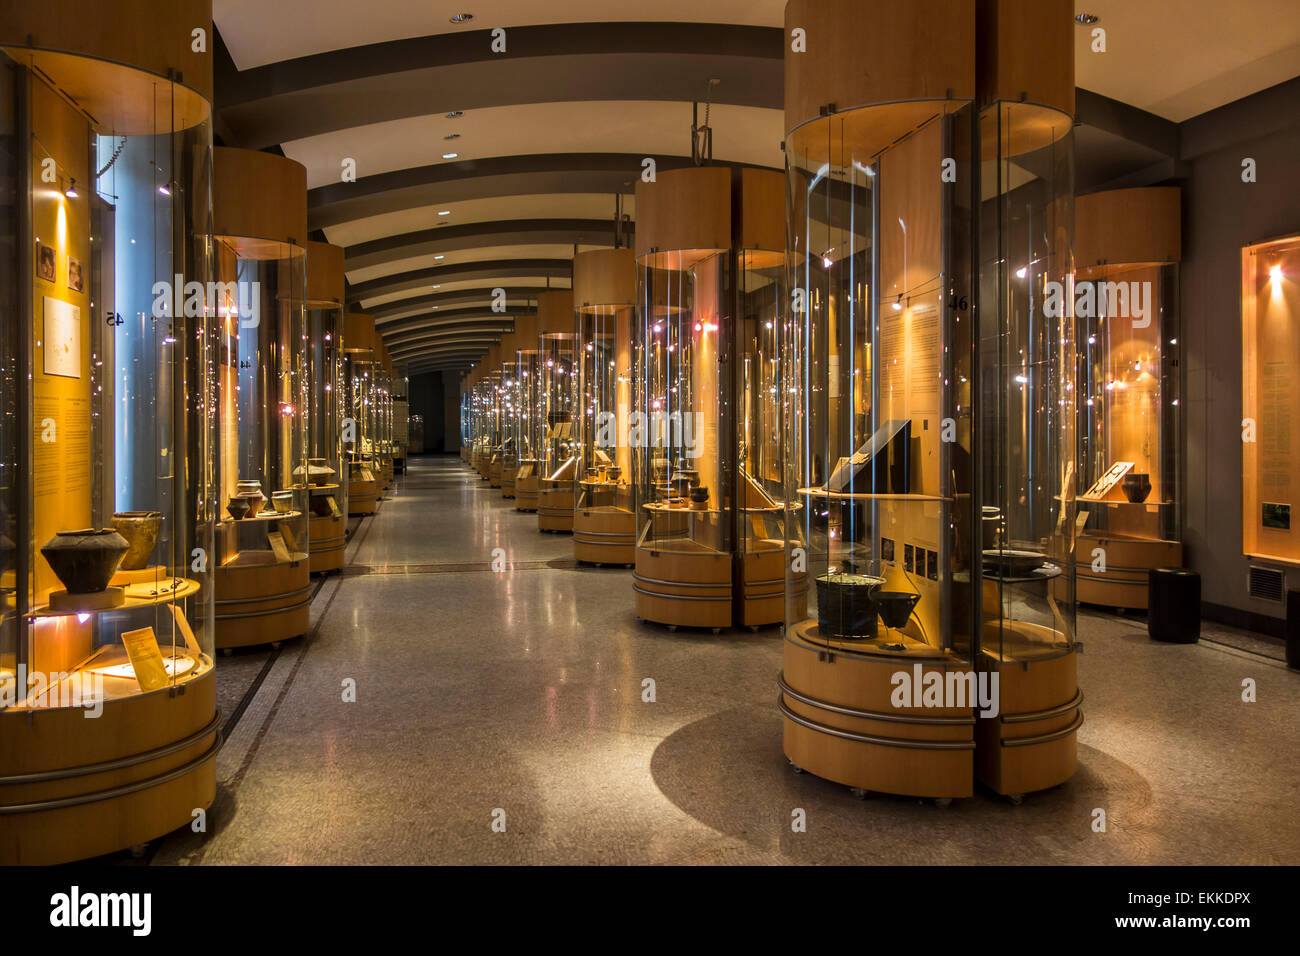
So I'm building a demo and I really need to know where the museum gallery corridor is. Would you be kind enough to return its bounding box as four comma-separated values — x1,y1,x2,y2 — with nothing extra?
136,456,1298,866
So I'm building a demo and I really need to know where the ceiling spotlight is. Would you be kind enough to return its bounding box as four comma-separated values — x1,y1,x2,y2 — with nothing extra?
891,295,903,312
64,178,78,199
442,152,459,160
1015,266,1027,279
434,254,445,260
450,13,474,23
1075,13,1099,24
158,182,172,196
438,209,451,216
446,110,464,119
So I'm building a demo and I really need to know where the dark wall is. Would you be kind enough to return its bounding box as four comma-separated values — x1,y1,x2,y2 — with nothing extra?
407,372,447,452
1180,77,1300,630
443,374,461,454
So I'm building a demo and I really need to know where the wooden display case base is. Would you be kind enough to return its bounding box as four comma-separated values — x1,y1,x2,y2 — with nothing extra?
501,474,516,499
309,512,346,573
977,626,1081,797
634,546,732,629
780,622,976,799
488,461,503,488
0,670,218,865
349,479,378,516
515,475,540,512
742,546,802,628
215,555,311,649
1075,534,1182,610
537,481,575,532
573,507,635,565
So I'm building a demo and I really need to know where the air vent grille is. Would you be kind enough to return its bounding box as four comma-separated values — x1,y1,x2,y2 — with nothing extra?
1248,566,1285,602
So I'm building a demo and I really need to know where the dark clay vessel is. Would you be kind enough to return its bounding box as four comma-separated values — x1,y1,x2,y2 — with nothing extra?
1121,472,1152,503
41,529,129,594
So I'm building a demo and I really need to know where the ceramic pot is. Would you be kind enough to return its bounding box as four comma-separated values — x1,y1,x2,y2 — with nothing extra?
607,466,622,482
111,511,162,570
874,591,921,630
227,497,250,521
815,572,883,639
272,490,294,514
40,529,129,594
237,480,266,517
1121,472,1152,503
690,487,709,511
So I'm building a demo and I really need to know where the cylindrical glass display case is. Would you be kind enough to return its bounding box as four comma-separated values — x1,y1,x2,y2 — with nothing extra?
780,0,1080,802
343,312,379,515
393,373,408,475
573,249,637,565
0,1,219,864
536,291,578,532
1074,187,1182,608
212,146,311,649
302,240,348,572
631,166,793,630
510,316,543,511
374,345,393,491
485,366,506,488
496,320,532,500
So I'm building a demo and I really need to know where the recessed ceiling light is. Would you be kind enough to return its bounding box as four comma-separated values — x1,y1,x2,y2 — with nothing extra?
434,254,445,260
1075,13,1099,24
450,13,473,24
433,284,441,289
442,152,459,160
446,111,464,119
438,210,451,216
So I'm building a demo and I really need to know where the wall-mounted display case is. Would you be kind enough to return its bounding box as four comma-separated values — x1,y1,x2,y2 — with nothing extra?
536,291,578,532
573,249,636,565
1075,188,1182,608
211,147,311,649
631,165,795,631
1243,232,1300,565
780,0,1080,802
343,312,380,515
0,0,219,864
303,241,348,572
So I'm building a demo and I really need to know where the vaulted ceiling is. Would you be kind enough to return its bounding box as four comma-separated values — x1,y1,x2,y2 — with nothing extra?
211,0,1300,375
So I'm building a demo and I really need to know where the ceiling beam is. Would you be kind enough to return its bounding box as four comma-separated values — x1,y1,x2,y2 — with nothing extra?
216,22,782,148
312,153,762,231
346,219,629,272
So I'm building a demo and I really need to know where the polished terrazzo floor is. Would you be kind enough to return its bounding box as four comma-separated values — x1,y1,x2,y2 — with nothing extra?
151,455,1300,865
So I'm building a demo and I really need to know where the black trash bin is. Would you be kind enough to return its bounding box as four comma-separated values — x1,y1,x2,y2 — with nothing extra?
1148,567,1200,644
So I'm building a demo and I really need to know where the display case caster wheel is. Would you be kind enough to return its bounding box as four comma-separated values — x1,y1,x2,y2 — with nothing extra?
667,625,678,632
788,761,804,774
271,641,281,649
221,647,233,657
933,797,952,808
711,627,721,635
1006,793,1024,806
129,843,148,859
850,787,869,800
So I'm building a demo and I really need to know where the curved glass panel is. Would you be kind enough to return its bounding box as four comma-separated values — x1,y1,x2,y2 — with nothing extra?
4,55,216,710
